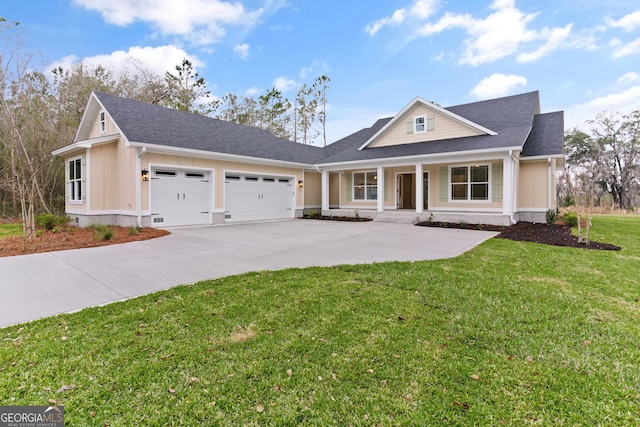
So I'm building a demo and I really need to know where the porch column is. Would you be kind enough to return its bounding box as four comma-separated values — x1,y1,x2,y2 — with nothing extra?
321,169,329,212
415,163,424,214
377,166,384,212
502,153,514,219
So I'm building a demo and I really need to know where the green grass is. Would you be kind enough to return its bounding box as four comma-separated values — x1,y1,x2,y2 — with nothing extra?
1,216,639,425
0,222,23,238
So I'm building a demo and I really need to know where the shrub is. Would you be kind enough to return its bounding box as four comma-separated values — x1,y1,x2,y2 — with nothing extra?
307,210,320,218
563,211,578,227
128,225,142,236
562,195,575,207
35,213,71,230
90,223,114,241
545,209,557,225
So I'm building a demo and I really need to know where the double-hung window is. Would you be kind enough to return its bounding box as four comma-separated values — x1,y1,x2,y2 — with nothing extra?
353,172,377,201
99,111,106,133
451,165,489,201
69,157,82,202
414,114,435,133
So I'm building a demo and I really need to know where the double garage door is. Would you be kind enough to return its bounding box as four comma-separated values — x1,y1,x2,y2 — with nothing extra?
150,167,295,227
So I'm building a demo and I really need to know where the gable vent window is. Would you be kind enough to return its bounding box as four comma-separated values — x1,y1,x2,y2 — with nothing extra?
414,114,435,134
99,111,106,134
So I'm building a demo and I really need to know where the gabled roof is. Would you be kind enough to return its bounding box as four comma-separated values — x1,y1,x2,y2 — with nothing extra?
521,111,564,159
318,91,553,165
358,97,497,150
91,92,325,165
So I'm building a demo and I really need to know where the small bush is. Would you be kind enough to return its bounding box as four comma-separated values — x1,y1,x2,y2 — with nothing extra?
128,225,142,236
90,223,114,241
562,195,575,207
307,210,320,218
545,209,557,225
563,211,578,227
35,213,71,230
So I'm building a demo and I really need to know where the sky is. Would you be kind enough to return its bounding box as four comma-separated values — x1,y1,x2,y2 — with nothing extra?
3,0,640,145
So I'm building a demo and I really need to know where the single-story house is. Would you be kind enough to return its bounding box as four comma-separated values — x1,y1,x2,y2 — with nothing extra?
52,90,563,227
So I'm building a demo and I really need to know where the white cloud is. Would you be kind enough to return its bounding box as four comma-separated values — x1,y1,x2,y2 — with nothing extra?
273,76,298,92
618,72,640,85
375,0,575,66
48,45,202,78
565,86,640,130
606,11,640,32
234,43,250,59
611,37,640,58
365,0,437,36
470,73,527,99
298,60,331,79
245,86,261,96
72,0,263,45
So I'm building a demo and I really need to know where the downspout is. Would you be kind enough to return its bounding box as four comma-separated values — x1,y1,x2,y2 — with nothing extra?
509,150,517,225
547,158,552,210
136,147,146,227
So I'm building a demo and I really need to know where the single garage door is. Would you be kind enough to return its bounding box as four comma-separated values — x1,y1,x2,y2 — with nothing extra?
225,174,294,222
150,168,211,227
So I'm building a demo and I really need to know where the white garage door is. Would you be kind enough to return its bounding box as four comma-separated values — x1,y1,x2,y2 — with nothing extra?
150,168,211,227
225,174,294,222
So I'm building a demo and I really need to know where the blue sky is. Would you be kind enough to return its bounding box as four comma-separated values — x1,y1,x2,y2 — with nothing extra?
3,0,640,144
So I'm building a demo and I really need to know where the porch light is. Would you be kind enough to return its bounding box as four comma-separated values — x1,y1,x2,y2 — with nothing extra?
297,180,304,188
141,169,149,181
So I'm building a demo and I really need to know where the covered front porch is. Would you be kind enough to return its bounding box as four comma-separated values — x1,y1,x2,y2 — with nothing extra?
317,156,517,226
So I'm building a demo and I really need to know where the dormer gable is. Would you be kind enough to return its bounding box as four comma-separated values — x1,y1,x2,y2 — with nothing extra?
358,97,497,150
74,92,121,142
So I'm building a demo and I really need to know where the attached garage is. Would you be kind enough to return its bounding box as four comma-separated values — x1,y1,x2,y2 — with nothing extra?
150,168,212,227
225,173,295,222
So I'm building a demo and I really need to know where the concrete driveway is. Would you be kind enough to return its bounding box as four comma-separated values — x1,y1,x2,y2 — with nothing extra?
0,220,497,327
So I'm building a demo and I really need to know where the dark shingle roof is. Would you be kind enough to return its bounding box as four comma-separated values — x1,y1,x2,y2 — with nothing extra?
521,111,564,158
93,90,562,166
94,92,325,164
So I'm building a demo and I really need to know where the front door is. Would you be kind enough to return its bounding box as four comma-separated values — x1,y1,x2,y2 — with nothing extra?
397,174,415,209
423,172,429,210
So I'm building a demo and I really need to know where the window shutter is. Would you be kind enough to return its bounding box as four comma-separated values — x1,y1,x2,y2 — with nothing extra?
491,162,503,202
426,114,435,132
383,170,387,202
406,120,414,134
346,173,352,202
439,166,448,202
81,156,87,202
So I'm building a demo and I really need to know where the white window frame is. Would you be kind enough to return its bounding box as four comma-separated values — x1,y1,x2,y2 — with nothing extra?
99,111,106,134
352,171,378,201
414,114,435,134
69,156,82,203
449,164,490,203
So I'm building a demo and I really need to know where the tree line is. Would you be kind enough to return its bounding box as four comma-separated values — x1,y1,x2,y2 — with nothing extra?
1,19,329,237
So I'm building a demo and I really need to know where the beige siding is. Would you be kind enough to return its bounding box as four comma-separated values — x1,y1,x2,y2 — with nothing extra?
304,171,321,206
89,142,118,210
88,109,118,138
369,104,483,148
518,160,549,209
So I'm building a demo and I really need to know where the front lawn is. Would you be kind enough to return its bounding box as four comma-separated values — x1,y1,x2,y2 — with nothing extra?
0,222,22,238
1,216,638,425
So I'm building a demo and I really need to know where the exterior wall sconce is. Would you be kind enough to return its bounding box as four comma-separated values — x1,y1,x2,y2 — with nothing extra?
297,180,304,188
141,169,149,181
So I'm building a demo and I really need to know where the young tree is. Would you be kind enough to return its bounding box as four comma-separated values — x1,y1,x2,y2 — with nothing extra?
258,87,291,139
294,83,318,145
312,75,330,147
165,59,218,115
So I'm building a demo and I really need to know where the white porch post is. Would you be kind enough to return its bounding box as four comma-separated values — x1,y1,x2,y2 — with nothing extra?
415,163,423,214
377,166,384,212
502,153,514,220
321,169,329,213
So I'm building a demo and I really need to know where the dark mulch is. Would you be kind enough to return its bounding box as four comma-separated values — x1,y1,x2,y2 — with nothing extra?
301,215,373,222
416,221,621,251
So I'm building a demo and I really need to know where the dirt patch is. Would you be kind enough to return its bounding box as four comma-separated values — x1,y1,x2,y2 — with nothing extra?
416,221,621,251
0,225,170,258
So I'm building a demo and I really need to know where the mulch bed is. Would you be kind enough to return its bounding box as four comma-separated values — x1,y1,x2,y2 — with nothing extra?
0,226,170,258
301,215,373,222
416,221,621,251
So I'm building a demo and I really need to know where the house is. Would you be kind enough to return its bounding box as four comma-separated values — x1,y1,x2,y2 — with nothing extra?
52,90,563,228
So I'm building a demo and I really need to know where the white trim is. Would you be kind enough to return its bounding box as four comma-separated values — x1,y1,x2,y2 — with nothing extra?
321,169,329,211
129,141,313,169
65,209,152,216
68,155,83,203
448,163,491,203
358,96,498,150
317,146,522,170
517,207,549,212
52,133,120,156
377,166,384,212
520,154,563,162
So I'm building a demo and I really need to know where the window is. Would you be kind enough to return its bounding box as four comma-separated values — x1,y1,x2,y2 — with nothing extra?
99,111,106,133
451,165,489,201
185,172,205,179
414,114,435,133
353,172,377,201
155,170,176,177
69,158,82,202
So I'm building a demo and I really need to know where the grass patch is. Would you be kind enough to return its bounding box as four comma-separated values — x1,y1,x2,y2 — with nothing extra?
1,216,639,425
0,222,23,238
